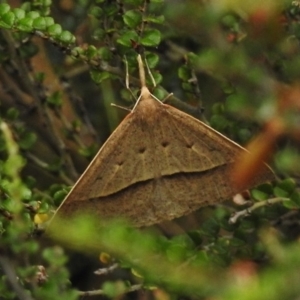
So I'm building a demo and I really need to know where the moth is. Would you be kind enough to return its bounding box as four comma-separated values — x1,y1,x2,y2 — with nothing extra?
49,55,274,227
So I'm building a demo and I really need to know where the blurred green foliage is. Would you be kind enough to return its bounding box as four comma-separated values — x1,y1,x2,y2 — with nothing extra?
0,0,299,299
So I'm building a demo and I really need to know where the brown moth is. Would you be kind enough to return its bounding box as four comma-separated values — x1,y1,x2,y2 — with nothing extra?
50,55,274,227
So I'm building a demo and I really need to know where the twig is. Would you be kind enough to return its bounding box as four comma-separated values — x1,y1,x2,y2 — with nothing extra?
229,197,290,224
0,256,34,300
94,263,119,275
77,283,143,297
25,152,50,169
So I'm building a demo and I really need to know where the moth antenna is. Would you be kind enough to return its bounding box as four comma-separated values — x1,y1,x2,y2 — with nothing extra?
144,57,156,88
124,55,137,102
137,54,147,88
124,55,130,90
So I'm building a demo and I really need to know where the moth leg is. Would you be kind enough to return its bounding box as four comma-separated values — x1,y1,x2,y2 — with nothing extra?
161,93,173,103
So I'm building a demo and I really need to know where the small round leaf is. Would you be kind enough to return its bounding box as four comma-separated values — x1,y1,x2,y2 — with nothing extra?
123,10,142,28
141,29,161,46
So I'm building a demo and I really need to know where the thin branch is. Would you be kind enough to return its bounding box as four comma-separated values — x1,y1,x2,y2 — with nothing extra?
77,283,143,297
25,152,50,169
229,197,290,224
0,256,34,300
94,263,119,276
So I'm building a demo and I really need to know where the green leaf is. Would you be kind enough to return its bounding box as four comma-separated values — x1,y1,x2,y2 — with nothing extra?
71,46,84,58
178,66,190,80
53,190,68,206
221,81,235,94
251,183,273,201
19,131,37,150
26,11,40,19
0,3,10,16
19,43,38,58
24,176,36,188
145,15,165,24
47,159,63,172
32,16,47,30
230,237,246,247
116,30,139,47
151,71,162,85
140,29,161,46
282,200,299,209
131,268,143,278
6,107,19,120
166,243,187,262
210,114,229,131
44,16,54,27
47,91,62,107
187,230,203,245
145,52,159,68
34,72,46,83
211,103,225,114
42,247,67,266
103,3,119,16
123,10,142,28
0,12,15,29
12,8,25,20
275,147,300,173
38,201,49,213
182,82,193,92
237,128,251,143
256,183,273,195
47,24,62,36
290,190,300,206
17,17,34,32
225,93,249,113
20,2,31,11
93,28,106,40
102,281,127,297
274,186,289,198
59,30,75,44
153,87,168,101
78,143,98,159
89,6,103,19
221,14,239,28
20,186,32,200
200,219,220,236
42,0,52,6
85,45,98,59
274,179,296,198
97,46,112,60
49,184,69,196
276,178,296,195
90,70,112,84
251,188,269,201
